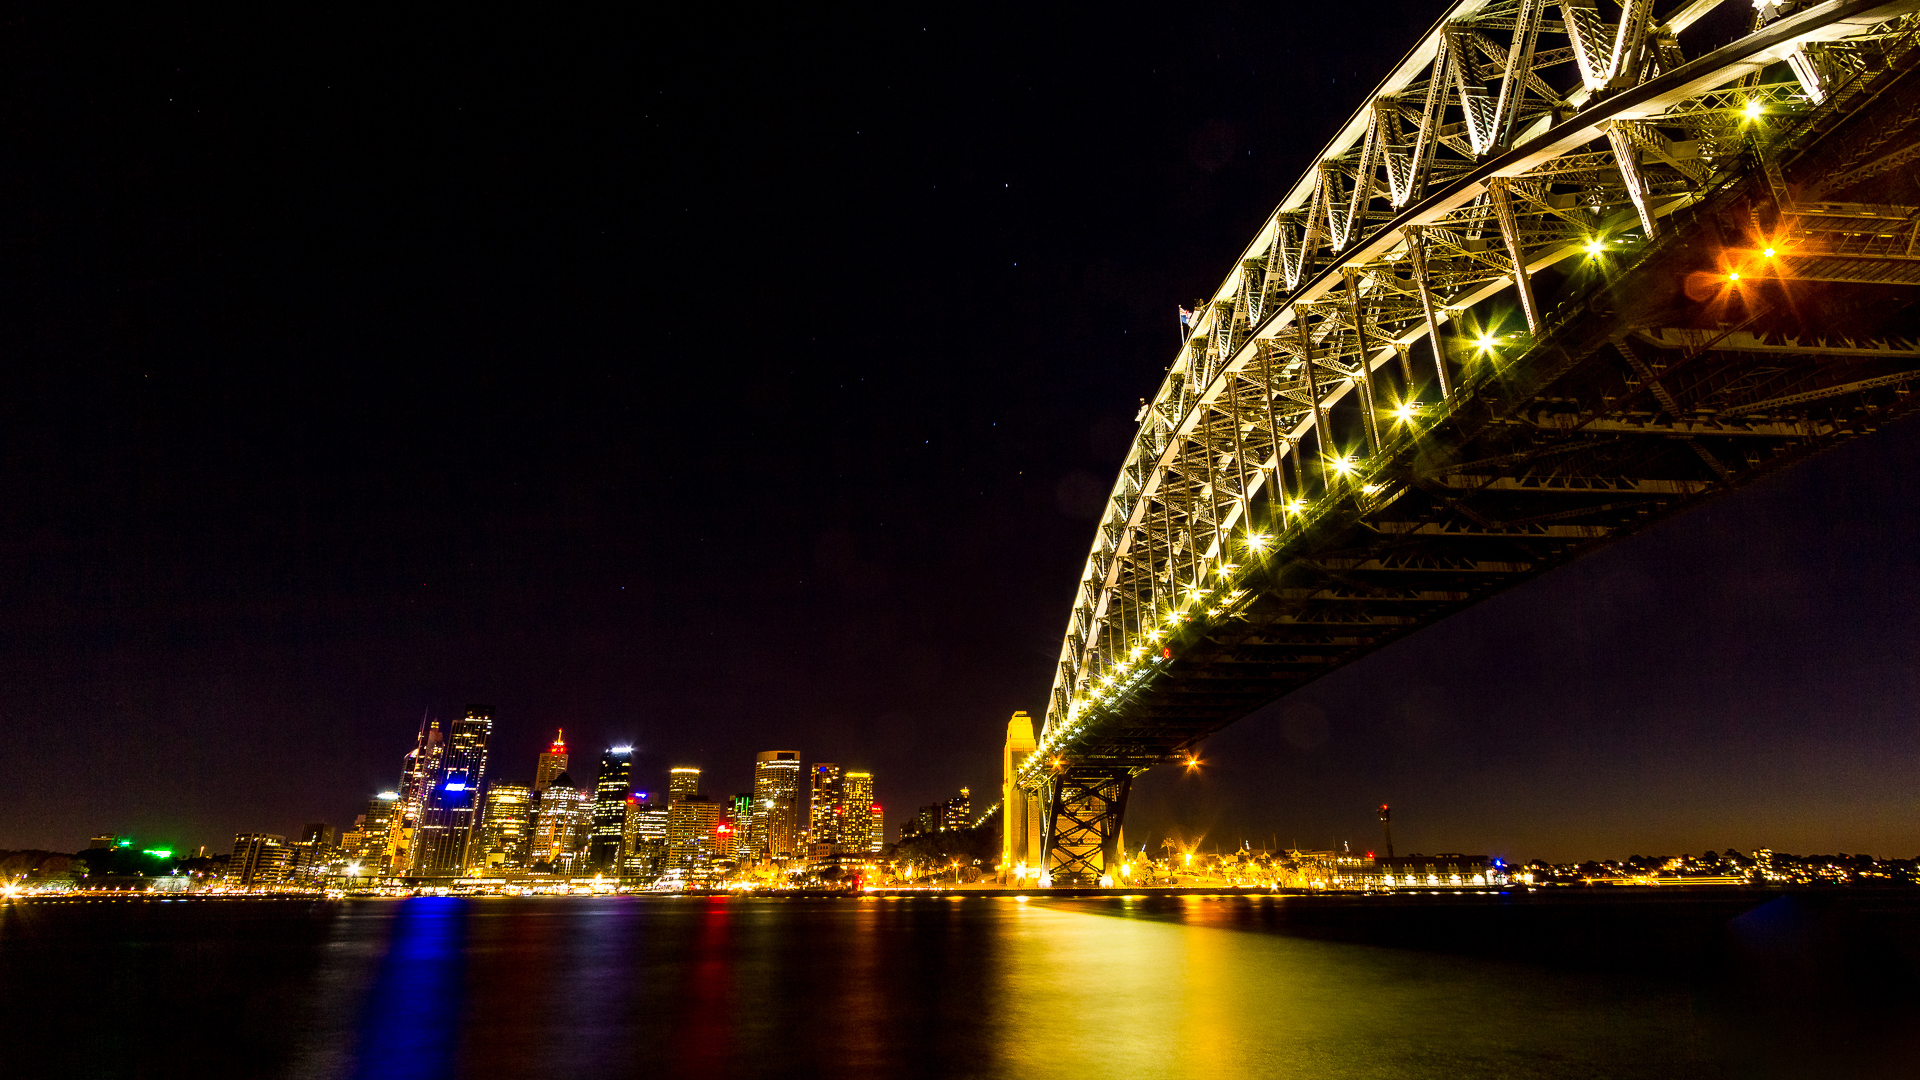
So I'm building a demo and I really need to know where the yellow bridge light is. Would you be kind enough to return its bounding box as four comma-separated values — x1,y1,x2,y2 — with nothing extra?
1584,236,1607,256
1763,247,1777,258
1728,271,1741,282
1331,455,1356,476
1744,99,1764,120
1475,332,1498,354
1392,401,1419,423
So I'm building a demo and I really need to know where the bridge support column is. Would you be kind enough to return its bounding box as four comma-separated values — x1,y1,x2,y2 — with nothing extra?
1489,179,1540,334
1039,768,1135,888
1405,229,1453,399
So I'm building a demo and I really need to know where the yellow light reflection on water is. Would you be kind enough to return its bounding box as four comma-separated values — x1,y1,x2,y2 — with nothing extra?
988,897,1701,1078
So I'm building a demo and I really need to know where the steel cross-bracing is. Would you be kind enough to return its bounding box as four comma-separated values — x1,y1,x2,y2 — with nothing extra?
1023,0,1920,886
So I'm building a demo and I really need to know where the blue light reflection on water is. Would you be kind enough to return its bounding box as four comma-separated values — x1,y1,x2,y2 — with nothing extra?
14,891,1904,1078
350,897,468,1080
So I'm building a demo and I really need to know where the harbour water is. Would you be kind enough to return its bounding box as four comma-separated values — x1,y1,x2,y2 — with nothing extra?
3,891,1915,1078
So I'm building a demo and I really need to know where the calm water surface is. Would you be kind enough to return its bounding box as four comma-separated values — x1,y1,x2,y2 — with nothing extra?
3,891,1915,1079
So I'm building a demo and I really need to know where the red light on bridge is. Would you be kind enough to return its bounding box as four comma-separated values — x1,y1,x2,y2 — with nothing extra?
1161,647,1172,659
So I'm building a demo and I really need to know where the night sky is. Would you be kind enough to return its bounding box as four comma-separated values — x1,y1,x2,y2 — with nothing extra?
2,4,1914,863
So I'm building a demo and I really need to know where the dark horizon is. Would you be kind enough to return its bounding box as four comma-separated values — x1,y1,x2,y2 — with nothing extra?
2,3,1917,864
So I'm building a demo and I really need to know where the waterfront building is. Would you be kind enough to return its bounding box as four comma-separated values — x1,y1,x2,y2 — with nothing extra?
532,772,589,870
345,791,400,870
668,795,722,870
869,804,883,851
588,746,635,869
410,705,494,876
1373,853,1496,889
752,751,802,860
808,763,842,851
727,793,754,862
534,730,569,794
229,833,290,888
1002,712,1041,874
622,794,668,880
479,783,535,868
841,771,875,852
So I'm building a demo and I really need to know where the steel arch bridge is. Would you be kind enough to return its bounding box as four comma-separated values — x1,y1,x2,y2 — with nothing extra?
1016,0,1920,886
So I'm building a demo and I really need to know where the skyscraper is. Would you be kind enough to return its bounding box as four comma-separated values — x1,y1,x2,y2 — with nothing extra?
410,705,494,876
841,771,875,853
479,783,535,869
533,772,589,870
622,793,668,880
229,833,290,889
535,730,569,794
668,767,701,805
668,796,720,871
752,751,803,861
807,763,842,851
346,791,400,870
395,716,444,868
588,746,634,869
1002,711,1041,874
869,804,884,852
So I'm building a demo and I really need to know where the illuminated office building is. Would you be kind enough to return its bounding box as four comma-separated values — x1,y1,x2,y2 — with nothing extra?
230,833,290,888
668,795,721,870
345,792,400,870
588,746,635,869
394,718,444,867
841,771,875,852
533,772,589,870
1001,712,1041,873
622,793,668,879
410,706,494,876
752,751,802,860
289,824,337,880
534,730,569,794
668,767,701,805
944,787,972,832
727,793,754,862
479,783,534,868
869,804,883,851
807,763,842,851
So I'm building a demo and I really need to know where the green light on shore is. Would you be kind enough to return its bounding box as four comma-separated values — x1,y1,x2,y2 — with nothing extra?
142,849,173,858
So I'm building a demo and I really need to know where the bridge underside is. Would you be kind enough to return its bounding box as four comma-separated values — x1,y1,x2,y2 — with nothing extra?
1030,0,1920,885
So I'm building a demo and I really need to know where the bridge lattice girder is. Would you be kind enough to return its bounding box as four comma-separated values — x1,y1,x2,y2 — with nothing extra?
1026,0,1920,885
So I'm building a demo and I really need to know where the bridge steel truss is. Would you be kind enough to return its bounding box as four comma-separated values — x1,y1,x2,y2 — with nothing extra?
1026,0,1920,886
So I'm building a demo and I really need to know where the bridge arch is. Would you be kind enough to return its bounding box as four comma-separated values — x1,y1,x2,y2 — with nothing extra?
1019,0,1920,885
